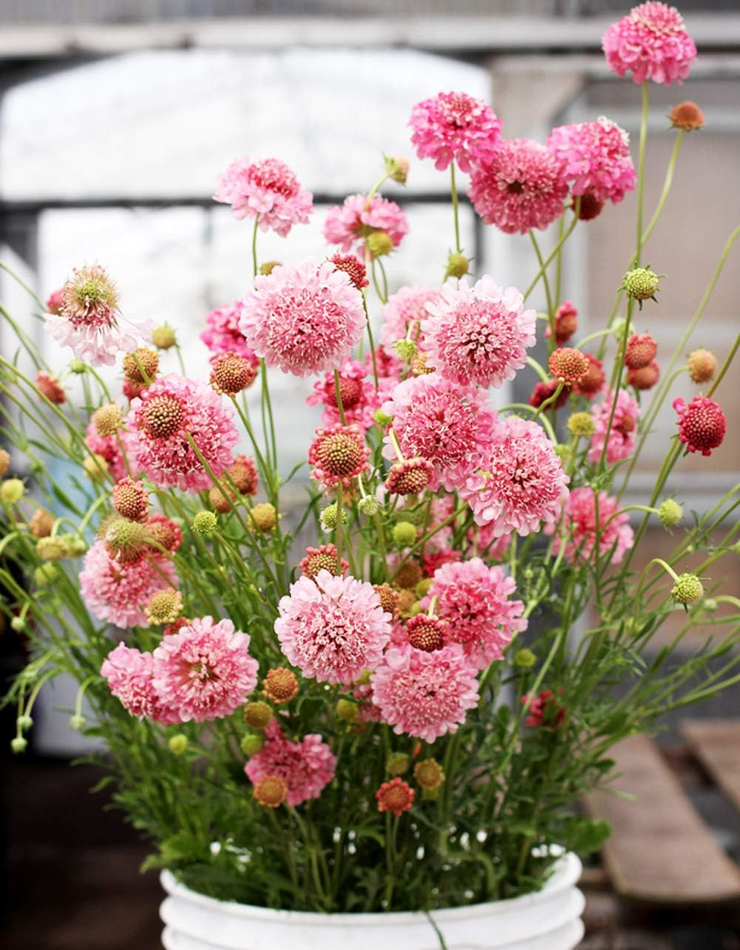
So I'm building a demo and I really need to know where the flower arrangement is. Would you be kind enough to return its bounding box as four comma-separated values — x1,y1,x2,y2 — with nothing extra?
2,1,740,928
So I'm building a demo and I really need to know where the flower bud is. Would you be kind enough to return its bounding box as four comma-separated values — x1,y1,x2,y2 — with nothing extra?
384,155,409,184
168,734,188,755
36,536,67,562
11,737,27,754
320,502,346,531
145,589,183,625
0,449,10,477
240,734,264,756
83,454,109,483
1,478,25,505
263,667,299,705
358,495,380,517
92,403,122,437
336,698,359,722
414,758,445,794
243,701,274,730
622,266,660,306
567,412,595,437
123,347,159,384
395,339,418,362
151,325,177,350
514,648,536,669
249,503,277,533
193,510,218,535
374,409,393,428
444,252,470,280
688,348,717,384
670,101,704,132
671,573,703,606
259,261,281,276
69,714,86,731
386,752,410,776
29,508,55,538
253,774,288,808
34,563,58,586
17,714,33,731
70,358,87,374
658,499,683,527
392,521,417,547
11,616,25,632
366,230,394,258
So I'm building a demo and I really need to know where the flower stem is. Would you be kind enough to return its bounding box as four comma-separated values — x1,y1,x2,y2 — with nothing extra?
450,162,462,254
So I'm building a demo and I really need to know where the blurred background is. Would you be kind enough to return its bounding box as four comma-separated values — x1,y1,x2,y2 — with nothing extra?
0,1,739,948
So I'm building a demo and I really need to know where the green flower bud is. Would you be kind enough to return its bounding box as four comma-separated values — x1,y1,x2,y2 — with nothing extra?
622,266,661,306
259,261,282,276
415,577,433,599
320,502,347,531
514,648,536,669
702,598,718,613
395,339,418,362
658,499,683,527
386,752,409,776
151,324,177,350
83,454,109,483
17,715,33,731
358,495,380,517
384,154,409,184
69,358,87,374
444,252,470,280
567,412,595,437
168,734,188,755
34,563,59,586
243,701,274,730
36,536,67,562
392,521,417,547
69,715,86,732
671,573,703,606
374,409,393,428
11,737,27,754
240,733,264,756
366,230,394,258
192,511,218,535
0,478,25,506
336,698,359,723
11,616,25,632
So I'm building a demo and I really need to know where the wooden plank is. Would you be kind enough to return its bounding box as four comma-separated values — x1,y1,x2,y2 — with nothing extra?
586,735,740,904
682,719,740,816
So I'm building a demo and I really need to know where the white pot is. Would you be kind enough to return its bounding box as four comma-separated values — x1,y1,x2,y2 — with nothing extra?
159,852,584,950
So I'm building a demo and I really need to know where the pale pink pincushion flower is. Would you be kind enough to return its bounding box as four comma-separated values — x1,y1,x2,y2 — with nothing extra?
323,194,409,256
80,539,178,628
552,486,634,565
602,2,697,85
371,644,479,743
100,643,179,724
424,557,527,670
213,157,313,237
85,420,138,482
588,390,640,465
409,90,503,173
240,258,366,378
469,524,513,562
48,264,150,367
152,616,259,723
126,375,239,493
245,721,337,807
275,570,392,685
200,302,258,363
469,139,569,235
380,286,442,350
381,375,498,492
306,359,395,429
424,277,536,389
460,415,569,536
547,119,636,205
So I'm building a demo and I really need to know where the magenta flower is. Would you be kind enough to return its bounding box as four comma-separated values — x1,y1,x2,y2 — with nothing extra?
674,395,726,457
408,90,502,173
85,420,138,482
306,358,394,430
547,118,636,205
588,390,640,465
245,721,337,807
214,156,313,236
602,2,697,85
551,486,634,565
201,302,258,363
323,194,409,257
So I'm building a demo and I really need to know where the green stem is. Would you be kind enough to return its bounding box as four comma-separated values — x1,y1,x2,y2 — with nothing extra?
641,128,684,248
450,162,462,254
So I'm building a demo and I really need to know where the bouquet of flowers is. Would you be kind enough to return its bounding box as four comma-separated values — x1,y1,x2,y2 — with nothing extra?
2,0,739,923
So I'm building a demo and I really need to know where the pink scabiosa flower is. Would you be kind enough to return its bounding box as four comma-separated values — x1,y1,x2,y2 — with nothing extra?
381,374,498,492
152,616,259,723
547,119,636,205
275,569,392,685
523,690,566,729
588,390,640,465
48,264,149,367
408,90,502,173
46,288,64,315
80,539,178,628
573,352,606,399
329,253,368,290
469,524,513,562
424,276,536,389
100,643,178,724
36,372,66,405
245,721,337,808
306,359,389,429
146,513,183,553
299,544,348,580
371,644,479,743
380,286,442,350
424,557,527,670
546,300,578,346
551,486,634,565
461,415,569,536
308,423,370,489
126,375,239,493
376,777,416,817
213,156,313,236
240,258,366,378
674,395,726,456
85,420,135,482
200,302,258,363
323,194,409,257
602,2,697,86
469,139,568,234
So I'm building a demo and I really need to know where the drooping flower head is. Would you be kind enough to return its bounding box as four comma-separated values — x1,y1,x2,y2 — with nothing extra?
461,415,569,536
551,486,634,565
529,379,569,411
152,616,259,723
588,390,640,465
323,194,409,257
80,539,178,628
308,423,370,489
547,119,636,205
100,643,178,723
275,570,392,685
380,286,442,350
245,720,337,807
408,90,502,173
602,2,697,85
424,557,527,670
381,375,498,492
423,277,536,389
628,360,660,390
36,372,66,405
329,253,368,290
127,375,239,492
48,264,149,367
240,258,366,378
371,644,479,743
546,300,578,345
469,139,569,234
200,302,258,363
673,395,726,456
213,156,313,236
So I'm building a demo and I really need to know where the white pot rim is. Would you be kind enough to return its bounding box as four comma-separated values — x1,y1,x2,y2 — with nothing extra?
160,850,582,927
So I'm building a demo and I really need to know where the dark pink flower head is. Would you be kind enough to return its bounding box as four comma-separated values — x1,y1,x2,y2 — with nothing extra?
588,390,640,465
469,139,568,235
603,2,696,85
240,258,366,378
424,557,527,670
424,276,536,389
408,90,502,173
201,302,258,363
213,156,313,236
550,486,633,565
329,253,368,290
523,690,565,729
80,539,178,628
323,194,409,257
371,644,479,743
101,642,179,724
245,721,337,807
380,286,442,350
152,616,259,723
461,415,569,537
127,375,239,493
381,374,499,492
46,288,64,315
36,372,66,405
547,118,636,204
275,570,392,685
673,395,726,456
306,358,393,430
308,423,370,489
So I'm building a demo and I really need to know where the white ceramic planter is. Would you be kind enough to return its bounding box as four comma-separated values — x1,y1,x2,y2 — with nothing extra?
160,851,584,950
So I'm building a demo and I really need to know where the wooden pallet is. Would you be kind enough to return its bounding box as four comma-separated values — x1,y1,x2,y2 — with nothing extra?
585,727,740,905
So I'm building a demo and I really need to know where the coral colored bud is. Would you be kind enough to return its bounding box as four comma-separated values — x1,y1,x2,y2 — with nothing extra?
151,324,177,350
625,333,658,370
36,371,66,405
444,252,470,280
330,253,368,290
670,101,704,132
253,774,288,808
263,667,299,705
210,351,257,395
373,583,399,617
674,395,726,456
168,734,188,755
243,701,274,730
406,614,447,652
1,478,25,505
336,698,359,723
46,288,64,314
573,191,605,222
658,499,683,527
240,734,264,756
628,360,660,391
113,476,149,522
672,573,703,606
385,457,434,496
193,510,218,535
688,348,717,384
0,449,10,477
29,508,54,538
209,483,236,514
376,777,415,816
549,347,590,387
